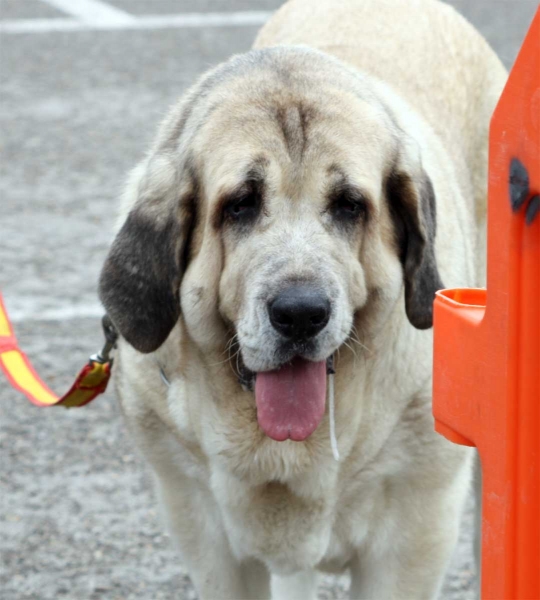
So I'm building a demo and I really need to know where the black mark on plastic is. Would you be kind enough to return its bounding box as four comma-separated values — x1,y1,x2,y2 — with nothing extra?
526,195,539,225
509,158,530,212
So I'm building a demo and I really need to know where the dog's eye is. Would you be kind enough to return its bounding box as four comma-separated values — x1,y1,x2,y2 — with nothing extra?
331,192,367,221
224,190,261,223
217,173,265,229
228,194,257,217
335,196,362,215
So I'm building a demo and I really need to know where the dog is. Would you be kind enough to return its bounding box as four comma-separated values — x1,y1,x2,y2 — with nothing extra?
98,0,506,597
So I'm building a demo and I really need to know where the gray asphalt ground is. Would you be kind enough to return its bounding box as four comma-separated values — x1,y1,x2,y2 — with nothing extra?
1,1,538,599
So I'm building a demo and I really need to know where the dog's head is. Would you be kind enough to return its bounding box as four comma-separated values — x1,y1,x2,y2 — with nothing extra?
99,48,442,440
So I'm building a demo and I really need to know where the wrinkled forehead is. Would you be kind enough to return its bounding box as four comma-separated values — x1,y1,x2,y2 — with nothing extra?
191,84,397,204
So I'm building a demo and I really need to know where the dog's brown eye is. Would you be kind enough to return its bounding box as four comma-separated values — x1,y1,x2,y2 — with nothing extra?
217,173,265,229
331,192,367,222
228,194,257,217
335,196,362,214
224,190,261,224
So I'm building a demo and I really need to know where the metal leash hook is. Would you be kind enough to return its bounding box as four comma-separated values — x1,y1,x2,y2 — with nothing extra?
91,314,119,365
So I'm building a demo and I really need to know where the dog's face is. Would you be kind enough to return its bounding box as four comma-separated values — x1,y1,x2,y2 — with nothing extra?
100,47,442,386
208,95,394,373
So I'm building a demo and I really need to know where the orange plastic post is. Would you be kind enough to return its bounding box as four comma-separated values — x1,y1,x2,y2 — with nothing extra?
432,8,540,600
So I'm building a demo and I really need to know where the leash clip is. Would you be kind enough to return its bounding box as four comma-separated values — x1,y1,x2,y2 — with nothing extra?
90,315,118,364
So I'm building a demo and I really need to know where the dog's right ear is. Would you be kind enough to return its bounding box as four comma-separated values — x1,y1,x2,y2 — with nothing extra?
386,142,444,330
99,157,196,354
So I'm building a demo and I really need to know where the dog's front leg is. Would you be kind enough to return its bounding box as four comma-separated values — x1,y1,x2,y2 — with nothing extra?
129,412,270,600
349,524,458,600
348,481,468,600
155,470,271,600
271,570,318,600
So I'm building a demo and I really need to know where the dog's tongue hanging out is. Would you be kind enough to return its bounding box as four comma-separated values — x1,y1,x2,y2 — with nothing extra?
255,358,327,441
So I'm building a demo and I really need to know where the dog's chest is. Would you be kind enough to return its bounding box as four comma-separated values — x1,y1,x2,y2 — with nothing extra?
212,470,362,574
220,479,333,572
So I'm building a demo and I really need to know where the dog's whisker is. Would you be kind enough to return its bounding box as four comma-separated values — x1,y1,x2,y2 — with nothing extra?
207,334,246,379
349,336,371,353
208,350,240,368
217,335,237,358
350,326,372,354
235,348,243,381
342,339,359,366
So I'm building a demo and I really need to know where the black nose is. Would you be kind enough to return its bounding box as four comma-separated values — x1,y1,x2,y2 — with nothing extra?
269,286,331,341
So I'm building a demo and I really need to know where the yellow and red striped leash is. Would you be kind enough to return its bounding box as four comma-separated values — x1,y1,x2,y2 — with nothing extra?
0,292,116,407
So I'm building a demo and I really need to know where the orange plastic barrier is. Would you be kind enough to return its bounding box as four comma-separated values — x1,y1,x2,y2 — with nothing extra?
432,7,539,600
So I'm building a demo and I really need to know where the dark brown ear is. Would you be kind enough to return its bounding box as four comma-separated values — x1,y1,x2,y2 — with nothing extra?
386,162,444,329
99,162,196,353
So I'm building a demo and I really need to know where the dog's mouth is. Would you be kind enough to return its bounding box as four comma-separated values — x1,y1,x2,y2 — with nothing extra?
237,353,335,442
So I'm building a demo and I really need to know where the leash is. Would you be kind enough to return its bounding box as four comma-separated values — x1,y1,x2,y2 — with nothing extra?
0,292,117,408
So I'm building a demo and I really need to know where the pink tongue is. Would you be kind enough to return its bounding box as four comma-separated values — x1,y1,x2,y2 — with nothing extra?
255,358,327,442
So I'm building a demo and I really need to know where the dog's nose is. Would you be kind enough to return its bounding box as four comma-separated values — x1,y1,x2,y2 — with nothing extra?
269,286,331,341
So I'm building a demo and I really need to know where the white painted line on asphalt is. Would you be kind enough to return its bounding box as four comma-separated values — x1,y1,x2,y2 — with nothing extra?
7,303,105,323
0,11,272,34
1,18,85,33
137,11,272,29
41,0,135,25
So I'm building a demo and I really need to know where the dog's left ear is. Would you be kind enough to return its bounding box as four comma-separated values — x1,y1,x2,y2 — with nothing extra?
99,157,196,353
386,149,444,329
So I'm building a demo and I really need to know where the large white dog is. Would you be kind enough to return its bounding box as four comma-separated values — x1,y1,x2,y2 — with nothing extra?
99,1,506,597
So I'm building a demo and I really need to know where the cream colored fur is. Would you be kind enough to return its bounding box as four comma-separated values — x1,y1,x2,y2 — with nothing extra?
108,1,506,598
